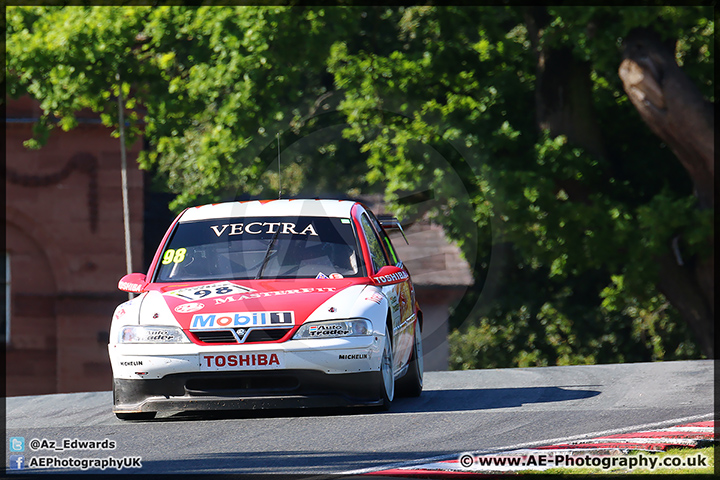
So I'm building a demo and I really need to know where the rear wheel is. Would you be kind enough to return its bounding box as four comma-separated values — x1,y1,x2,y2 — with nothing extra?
379,333,395,410
397,320,423,397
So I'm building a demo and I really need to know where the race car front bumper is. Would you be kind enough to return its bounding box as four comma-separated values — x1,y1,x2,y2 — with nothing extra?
112,370,384,413
109,335,385,413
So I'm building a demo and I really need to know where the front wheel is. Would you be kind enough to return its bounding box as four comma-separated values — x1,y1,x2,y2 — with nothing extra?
397,320,423,397
379,333,395,410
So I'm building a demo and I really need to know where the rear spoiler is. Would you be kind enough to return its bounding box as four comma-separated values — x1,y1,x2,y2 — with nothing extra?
378,216,409,244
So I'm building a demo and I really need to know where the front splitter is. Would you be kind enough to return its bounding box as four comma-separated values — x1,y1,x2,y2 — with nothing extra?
113,369,383,413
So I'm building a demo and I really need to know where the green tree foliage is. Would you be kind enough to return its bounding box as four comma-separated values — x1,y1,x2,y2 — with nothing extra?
324,6,712,364
6,5,713,367
6,6,374,207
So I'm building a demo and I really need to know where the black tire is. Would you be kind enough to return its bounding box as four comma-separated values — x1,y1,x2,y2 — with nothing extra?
379,332,395,410
397,319,423,397
112,382,156,420
115,412,156,421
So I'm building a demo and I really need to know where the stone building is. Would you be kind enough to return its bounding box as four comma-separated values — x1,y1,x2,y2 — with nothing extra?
5,96,144,396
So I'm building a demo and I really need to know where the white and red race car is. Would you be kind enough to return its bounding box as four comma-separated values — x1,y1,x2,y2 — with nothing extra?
109,199,423,419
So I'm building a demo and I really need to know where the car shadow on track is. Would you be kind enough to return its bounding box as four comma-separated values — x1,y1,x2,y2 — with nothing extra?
126,385,600,422
161,405,384,422
391,385,601,413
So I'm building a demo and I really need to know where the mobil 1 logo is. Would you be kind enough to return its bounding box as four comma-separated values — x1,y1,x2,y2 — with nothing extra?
191,311,295,329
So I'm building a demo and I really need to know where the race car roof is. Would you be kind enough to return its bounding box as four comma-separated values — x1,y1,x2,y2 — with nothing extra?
179,199,358,223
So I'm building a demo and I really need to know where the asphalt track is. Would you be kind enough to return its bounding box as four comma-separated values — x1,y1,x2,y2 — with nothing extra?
4,359,714,475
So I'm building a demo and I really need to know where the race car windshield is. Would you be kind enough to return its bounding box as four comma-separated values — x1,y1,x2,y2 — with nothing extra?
154,216,363,281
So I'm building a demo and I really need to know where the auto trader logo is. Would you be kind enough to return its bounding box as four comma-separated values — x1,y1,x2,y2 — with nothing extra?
309,324,349,336
190,311,294,329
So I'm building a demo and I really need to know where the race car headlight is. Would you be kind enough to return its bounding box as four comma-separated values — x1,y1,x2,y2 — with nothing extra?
119,325,190,344
292,319,372,339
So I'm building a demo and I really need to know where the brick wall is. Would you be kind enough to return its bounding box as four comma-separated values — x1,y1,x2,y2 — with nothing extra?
5,97,144,395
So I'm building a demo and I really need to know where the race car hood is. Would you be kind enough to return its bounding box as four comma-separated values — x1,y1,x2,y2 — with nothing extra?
140,278,374,331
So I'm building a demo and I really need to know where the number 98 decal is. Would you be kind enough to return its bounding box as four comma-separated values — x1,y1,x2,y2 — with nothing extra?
162,248,187,265
166,282,255,301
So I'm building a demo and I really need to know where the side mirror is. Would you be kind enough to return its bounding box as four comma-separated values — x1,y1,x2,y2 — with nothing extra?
378,216,409,244
118,273,148,293
371,265,409,286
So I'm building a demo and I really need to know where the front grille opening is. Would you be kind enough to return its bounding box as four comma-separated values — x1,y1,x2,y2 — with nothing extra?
185,375,300,395
192,330,237,343
245,328,291,342
190,328,292,344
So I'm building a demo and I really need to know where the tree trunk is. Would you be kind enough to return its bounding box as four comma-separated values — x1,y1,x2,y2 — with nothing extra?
524,9,606,159
619,28,714,209
619,27,714,358
656,253,714,357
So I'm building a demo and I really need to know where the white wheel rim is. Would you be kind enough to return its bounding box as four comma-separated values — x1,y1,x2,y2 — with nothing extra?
382,335,394,401
415,324,424,386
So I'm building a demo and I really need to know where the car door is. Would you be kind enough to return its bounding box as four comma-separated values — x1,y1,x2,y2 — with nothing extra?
357,210,415,374
369,211,417,370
